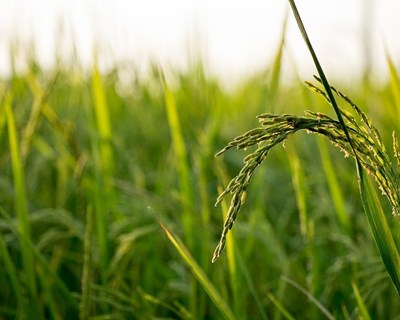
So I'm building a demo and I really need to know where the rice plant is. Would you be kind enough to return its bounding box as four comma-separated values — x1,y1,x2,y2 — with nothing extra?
213,78,400,257
213,0,400,299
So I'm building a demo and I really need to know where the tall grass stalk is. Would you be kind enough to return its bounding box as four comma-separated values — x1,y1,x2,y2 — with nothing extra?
39,267,61,320
351,281,371,320
0,225,24,317
5,92,40,317
161,73,194,246
234,242,268,320
161,73,200,316
285,142,320,316
359,174,400,292
317,138,350,232
266,292,295,320
157,216,236,320
20,71,57,161
92,65,114,179
285,143,310,239
80,206,94,319
282,277,334,320
196,135,215,317
90,64,115,277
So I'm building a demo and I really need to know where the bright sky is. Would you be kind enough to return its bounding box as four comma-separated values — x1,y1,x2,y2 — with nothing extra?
0,0,400,84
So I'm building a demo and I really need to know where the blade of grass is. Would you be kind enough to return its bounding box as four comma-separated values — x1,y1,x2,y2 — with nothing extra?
85,175,108,281
285,142,309,239
266,292,295,320
317,139,350,232
286,141,320,317
351,281,371,320
5,92,40,317
160,71,198,317
282,276,335,320
160,72,194,247
92,64,113,180
191,71,224,318
80,205,94,320
154,210,236,320
139,289,192,319
234,242,268,320
0,231,25,316
89,65,116,277
20,70,58,161
39,267,62,320
359,175,400,294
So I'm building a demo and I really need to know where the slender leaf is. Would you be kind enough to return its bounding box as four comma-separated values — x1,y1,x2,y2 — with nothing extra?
317,139,350,232
160,72,194,241
282,277,335,320
0,232,25,315
351,281,371,320
80,206,94,320
358,175,400,294
267,292,295,320
5,92,39,317
155,214,236,320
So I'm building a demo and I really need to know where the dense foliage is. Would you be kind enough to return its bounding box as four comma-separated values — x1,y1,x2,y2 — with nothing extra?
1,57,400,319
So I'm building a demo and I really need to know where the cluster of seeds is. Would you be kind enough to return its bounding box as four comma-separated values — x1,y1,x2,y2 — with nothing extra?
212,80,400,263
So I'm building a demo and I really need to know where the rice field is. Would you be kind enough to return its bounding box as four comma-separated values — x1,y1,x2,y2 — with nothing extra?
1,8,400,319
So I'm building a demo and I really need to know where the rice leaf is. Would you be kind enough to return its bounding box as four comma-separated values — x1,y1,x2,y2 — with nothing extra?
5,92,40,316
358,174,400,294
160,72,194,246
234,243,269,320
90,64,115,276
80,206,94,320
0,231,25,315
286,142,309,239
351,281,371,320
282,277,335,320
156,215,236,320
266,292,295,320
160,72,199,316
317,139,350,232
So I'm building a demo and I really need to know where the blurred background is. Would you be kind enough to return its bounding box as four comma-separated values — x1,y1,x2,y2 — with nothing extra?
1,0,400,84
2,1,400,319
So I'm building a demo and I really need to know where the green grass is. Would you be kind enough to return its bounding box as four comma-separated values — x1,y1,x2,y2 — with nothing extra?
1,18,400,319
5,92,40,318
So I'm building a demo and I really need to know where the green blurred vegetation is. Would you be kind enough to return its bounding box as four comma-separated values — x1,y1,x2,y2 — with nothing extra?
1,50,400,319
